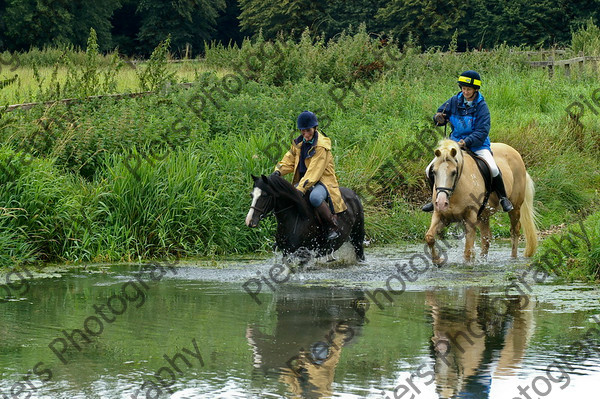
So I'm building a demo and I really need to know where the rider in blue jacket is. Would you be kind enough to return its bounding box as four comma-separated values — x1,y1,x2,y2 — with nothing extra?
422,70,514,213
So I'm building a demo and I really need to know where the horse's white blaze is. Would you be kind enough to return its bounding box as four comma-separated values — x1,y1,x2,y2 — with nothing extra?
435,163,450,211
436,162,449,188
245,187,263,226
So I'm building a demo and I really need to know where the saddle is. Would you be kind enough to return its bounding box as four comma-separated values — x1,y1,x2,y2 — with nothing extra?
463,149,493,217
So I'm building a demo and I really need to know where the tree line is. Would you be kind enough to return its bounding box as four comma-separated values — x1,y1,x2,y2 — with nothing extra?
0,0,599,56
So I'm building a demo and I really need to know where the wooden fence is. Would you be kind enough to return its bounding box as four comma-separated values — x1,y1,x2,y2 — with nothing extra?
528,52,600,77
0,82,194,113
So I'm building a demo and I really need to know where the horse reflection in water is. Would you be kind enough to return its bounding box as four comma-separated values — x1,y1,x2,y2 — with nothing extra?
245,288,366,397
427,288,535,398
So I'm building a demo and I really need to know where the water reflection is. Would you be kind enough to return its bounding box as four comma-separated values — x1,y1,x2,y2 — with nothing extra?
245,287,366,398
427,288,535,398
3,264,600,399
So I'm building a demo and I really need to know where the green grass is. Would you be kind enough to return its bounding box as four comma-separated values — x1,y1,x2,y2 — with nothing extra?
534,211,600,281
0,62,233,105
0,30,599,274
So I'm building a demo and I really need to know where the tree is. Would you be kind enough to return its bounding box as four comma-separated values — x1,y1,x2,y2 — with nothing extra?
214,0,243,46
71,0,122,51
1,0,120,52
376,0,468,49
469,0,600,48
136,0,226,56
2,0,74,51
320,0,386,40
238,0,326,39
110,0,143,55
0,0,7,50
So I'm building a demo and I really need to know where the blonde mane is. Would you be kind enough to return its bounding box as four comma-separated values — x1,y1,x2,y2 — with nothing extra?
434,139,463,165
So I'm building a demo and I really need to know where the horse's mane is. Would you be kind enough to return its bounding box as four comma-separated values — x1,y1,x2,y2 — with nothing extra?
434,139,463,165
257,174,311,218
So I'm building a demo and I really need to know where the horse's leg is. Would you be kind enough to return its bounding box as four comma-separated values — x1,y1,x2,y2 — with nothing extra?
350,213,365,262
426,213,446,265
479,216,491,258
509,208,521,258
463,211,478,262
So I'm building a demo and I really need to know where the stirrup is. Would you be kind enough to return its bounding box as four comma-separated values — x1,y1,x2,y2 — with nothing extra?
327,229,341,240
421,202,434,212
500,197,513,212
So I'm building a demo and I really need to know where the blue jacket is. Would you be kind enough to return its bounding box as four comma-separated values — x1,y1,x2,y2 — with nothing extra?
435,92,491,152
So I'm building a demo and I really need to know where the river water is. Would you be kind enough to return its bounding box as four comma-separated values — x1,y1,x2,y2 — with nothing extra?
1,242,599,399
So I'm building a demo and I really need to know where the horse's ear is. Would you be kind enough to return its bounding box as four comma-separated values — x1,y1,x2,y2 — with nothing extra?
261,175,269,184
450,148,457,158
435,149,441,157
251,174,258,182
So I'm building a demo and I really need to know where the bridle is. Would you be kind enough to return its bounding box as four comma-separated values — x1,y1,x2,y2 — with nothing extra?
434,156,463,200
250,193,273,219
250,193,294,219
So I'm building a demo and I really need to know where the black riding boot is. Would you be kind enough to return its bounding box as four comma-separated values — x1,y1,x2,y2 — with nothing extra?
492,173,514,212
316,202,341,240
421,167,435,212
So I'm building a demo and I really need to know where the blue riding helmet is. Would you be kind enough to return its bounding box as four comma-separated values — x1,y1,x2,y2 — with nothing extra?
297,111,318,130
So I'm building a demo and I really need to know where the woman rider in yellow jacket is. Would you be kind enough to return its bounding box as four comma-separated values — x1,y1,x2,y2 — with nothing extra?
273,111,346,240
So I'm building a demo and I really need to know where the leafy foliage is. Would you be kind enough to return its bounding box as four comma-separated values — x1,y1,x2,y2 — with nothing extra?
572,18,600,56
238,0,326,38
1,0,120,52
1,0,600,55
136,35,175,91
28,29,123,101
136,0,226,55
535,212,600,281
376,0,467,49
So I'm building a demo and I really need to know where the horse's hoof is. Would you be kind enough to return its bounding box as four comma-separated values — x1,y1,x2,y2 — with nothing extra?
432,257,444,267
463,254,474,265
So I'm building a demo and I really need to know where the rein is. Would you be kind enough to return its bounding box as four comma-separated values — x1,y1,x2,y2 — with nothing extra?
253,198,300,235
251,197,295,218
273,204,295,215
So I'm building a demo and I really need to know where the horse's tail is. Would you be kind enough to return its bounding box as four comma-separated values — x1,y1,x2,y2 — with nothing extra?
521,172,538,257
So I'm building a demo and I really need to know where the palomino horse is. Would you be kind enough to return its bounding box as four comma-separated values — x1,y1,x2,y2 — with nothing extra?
245,174,365,261
426,140,537,263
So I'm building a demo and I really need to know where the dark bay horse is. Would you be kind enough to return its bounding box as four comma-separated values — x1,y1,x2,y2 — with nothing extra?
245,174,365,262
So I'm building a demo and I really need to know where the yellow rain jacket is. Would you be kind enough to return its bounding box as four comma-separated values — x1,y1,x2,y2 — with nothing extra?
275,132,347,213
